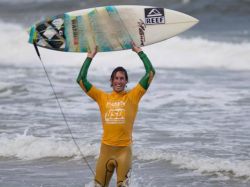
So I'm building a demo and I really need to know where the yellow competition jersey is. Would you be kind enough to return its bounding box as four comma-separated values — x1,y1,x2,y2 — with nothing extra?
87,84,146,146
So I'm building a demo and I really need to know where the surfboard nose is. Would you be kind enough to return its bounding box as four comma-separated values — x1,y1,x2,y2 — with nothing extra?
160,9,199,39
187,16,199,30
187,14,199,26
168,9,199,25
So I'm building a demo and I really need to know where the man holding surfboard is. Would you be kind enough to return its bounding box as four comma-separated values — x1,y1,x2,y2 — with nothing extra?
28,4,198,186
77,42,155,187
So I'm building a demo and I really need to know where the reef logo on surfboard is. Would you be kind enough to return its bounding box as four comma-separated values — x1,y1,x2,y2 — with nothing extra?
144,8,165,25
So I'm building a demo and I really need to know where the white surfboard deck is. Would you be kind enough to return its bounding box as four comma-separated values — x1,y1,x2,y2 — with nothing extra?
28,5,199,52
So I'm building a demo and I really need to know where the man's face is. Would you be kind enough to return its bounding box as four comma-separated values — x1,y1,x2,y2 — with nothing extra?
111,71,128,93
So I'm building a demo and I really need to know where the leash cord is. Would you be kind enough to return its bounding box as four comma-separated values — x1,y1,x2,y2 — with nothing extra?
33,42,95,176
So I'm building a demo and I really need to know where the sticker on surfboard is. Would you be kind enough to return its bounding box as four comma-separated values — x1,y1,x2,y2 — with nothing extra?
138,19,146,46
144,8,165,25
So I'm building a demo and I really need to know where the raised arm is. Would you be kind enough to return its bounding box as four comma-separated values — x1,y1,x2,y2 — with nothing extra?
132,43,155,90
76,47,97,93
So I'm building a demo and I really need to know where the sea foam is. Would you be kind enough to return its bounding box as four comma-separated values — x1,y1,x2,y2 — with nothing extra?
134,148,250,179
0,131,99,160
1,131,250,180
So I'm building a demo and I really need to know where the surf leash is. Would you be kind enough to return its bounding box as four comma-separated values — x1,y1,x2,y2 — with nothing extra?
33,41,95,176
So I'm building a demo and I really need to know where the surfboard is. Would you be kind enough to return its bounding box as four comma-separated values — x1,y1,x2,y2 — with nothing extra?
28,5,198,52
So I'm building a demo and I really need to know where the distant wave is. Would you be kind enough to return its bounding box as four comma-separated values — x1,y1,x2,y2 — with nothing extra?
0,21,250,71
1,0,249,15
0,0,65,3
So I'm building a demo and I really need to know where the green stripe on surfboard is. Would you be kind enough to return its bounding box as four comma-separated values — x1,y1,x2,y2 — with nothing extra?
105,6,132,49
88,9,113,52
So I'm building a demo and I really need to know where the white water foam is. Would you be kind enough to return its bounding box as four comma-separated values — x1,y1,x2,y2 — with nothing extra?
134,148,250,179
1,21,250,71
1,130,250,180
0,131,99,160
84,177,142,187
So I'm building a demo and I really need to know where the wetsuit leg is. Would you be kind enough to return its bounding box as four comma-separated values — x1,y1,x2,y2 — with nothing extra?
95,144,132,187
95,144,116,187
116,146,132,187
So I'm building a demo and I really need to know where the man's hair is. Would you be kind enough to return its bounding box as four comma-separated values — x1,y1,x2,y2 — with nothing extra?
110,66,128,87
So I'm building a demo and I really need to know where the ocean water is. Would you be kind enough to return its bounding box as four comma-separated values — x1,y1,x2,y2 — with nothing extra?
1,0,250,187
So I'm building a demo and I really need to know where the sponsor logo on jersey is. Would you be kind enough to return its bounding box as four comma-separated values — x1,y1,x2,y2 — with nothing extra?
105,101,126,124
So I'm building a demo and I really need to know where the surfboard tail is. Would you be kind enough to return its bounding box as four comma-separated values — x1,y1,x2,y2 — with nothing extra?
28,25,38,44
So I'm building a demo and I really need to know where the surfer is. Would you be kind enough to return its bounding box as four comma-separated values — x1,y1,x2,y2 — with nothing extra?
77,42,155,187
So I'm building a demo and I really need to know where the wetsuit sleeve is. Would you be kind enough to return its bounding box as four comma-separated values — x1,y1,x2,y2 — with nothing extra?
76,57,105,103
138,51,155,90
76,57,93,92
